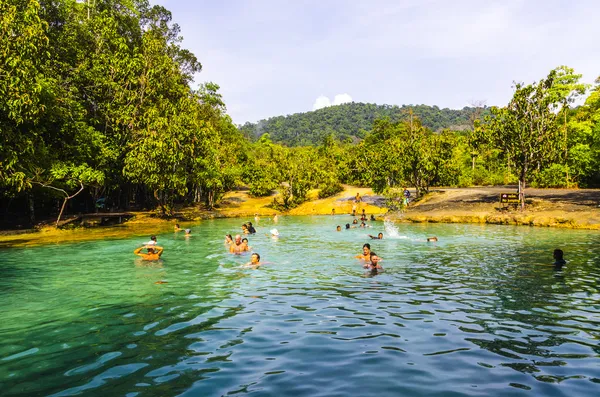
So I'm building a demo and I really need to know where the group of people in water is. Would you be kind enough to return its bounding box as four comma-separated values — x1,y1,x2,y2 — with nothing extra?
132,199,567,273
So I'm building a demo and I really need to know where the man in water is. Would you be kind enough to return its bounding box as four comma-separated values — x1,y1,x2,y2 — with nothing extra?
244,253,262,269
553,249,566,267
230,234,249,254
356,243,371,260
427,236,438,242
134,245,164,261
336,225,342,232
369,232,383,239
365,252,383,271
247,222,257,234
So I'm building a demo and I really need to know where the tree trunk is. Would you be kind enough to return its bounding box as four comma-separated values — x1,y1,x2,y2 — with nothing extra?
28,193,35,226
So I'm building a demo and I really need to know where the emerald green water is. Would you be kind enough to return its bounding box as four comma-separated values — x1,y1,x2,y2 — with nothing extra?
1,217,599,396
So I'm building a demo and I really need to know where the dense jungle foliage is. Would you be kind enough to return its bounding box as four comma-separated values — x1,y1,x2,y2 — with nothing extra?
1,0,599,227
239,103,488,146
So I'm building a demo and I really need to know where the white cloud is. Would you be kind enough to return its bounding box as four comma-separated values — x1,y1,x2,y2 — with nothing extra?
332,93,353,105
313,93,353,110
312,95,331,110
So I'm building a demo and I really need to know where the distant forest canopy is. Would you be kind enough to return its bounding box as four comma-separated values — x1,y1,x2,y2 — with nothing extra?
238,103,490,146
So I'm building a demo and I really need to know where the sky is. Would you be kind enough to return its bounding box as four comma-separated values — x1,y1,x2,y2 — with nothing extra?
151,0,600,125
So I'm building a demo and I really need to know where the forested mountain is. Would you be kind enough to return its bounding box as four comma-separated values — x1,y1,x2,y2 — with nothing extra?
239,103,488,146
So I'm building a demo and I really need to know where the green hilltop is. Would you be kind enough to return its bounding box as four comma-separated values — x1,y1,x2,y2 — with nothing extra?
238,102,488,146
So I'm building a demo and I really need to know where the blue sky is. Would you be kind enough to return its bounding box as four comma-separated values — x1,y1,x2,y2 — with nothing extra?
151,0,600,124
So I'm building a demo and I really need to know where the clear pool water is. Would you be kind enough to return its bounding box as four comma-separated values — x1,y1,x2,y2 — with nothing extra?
1,216,599,396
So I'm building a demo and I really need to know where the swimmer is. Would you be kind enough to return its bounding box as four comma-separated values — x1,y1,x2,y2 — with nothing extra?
360,221,371,228
369,232,384,239
242,237,252,250
268,228,279,239
370,215,376,221
553,249,566,267
174,224,181,232
273,214,278,223
230,234,249,254
224,234,233,245
345,223,351,230
247,222,257,234
254,213,260,223
243,253,262,269
336,225,342,232
364,252,383,271
184,229,192,236
134,245,164,261
356,243,371,261
352,219,358,225
427,236,438,242
241,224,249,234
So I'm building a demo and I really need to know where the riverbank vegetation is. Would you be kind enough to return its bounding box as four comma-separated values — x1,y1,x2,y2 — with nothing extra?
1,0,599,229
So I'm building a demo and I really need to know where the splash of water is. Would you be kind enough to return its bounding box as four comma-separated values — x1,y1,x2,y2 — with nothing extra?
384,220,408,239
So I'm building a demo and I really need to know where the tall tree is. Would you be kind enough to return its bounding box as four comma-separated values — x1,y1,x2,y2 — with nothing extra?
478,67,585,209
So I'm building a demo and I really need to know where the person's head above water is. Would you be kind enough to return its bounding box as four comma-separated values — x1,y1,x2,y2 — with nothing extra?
151,235,157,242
235,234,242,244
352,219,358,224
336,225,341,231
251,253,261,264
369,252,381,268
378,233,383,239
553,249,564,260
345,223,350,229
242,238,249,244
362,243,371,255
427,236,438,242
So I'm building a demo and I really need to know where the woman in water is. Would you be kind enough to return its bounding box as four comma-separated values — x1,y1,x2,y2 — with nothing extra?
355,243,371,261
224,234,233,245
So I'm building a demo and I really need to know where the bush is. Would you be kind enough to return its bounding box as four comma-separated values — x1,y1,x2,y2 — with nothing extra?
383,189,406,211
531,164,568,188
318,181,343,199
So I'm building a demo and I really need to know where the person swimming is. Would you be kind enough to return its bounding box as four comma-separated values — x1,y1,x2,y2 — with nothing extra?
345,223,351,230
369,232,383,239
427,236,438,242
242,237,251,250
244,253,262,269
273,214,278,223
336,225,342,231
268,228,279,239
553,249,566,267
352,219,358,225
174,224,181,232
365,252,383,271
230,234,249,254
356,243,371,261
224,234,233,245
184,229,191,236
370,215,376,221
247,222,257,234
134,245,164,261
241,224,249,234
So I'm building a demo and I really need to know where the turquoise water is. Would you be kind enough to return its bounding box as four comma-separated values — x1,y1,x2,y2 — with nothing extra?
1,216,599,396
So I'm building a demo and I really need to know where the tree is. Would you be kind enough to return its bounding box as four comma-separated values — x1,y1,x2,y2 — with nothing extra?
478,67,585,210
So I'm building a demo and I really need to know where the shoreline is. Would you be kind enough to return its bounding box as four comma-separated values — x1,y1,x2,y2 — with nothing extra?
1,186,599,248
